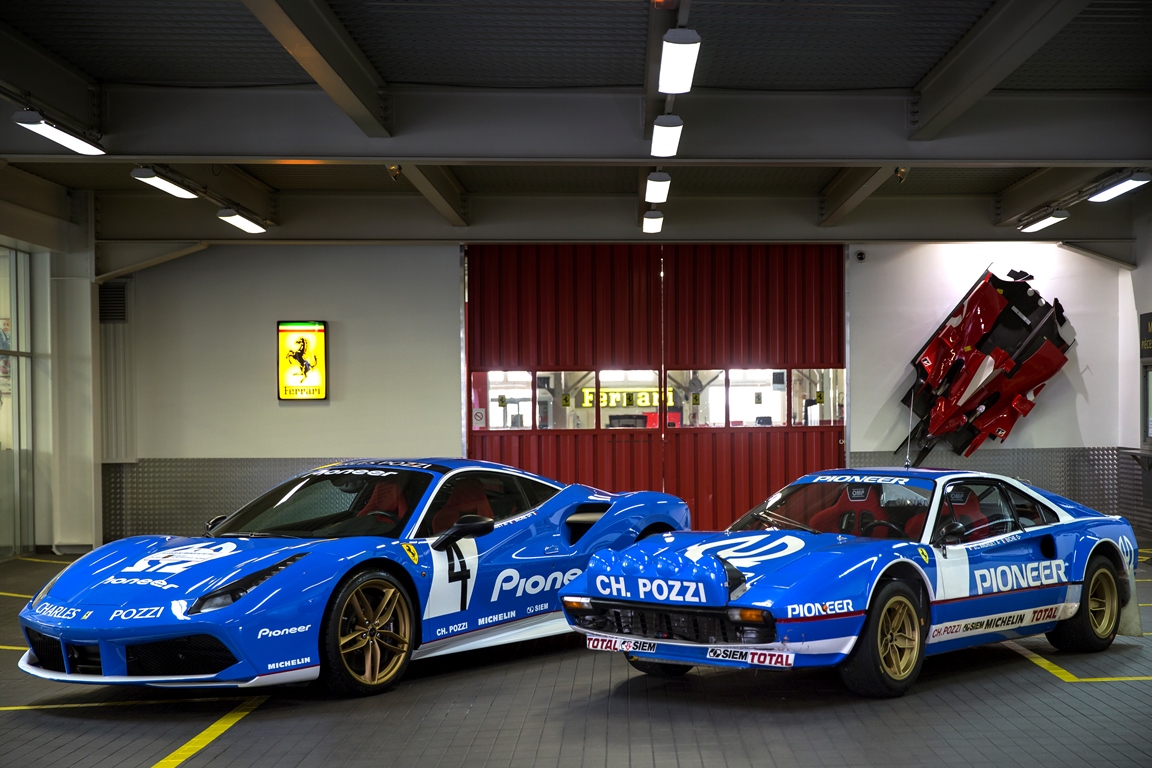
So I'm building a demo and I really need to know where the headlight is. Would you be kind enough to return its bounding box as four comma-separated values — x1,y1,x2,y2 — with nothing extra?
32,569,66,608
188,553,307,615
727,607,770,623
562,596,592,611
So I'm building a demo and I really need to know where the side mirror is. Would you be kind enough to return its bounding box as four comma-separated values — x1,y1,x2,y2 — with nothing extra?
932,520,965,546
205,514,227,535
432,514,495,551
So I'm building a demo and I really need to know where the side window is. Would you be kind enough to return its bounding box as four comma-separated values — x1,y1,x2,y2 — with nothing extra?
1005,487,1058,528
518,479,561,509
416,472,529,537
943,482,1020,544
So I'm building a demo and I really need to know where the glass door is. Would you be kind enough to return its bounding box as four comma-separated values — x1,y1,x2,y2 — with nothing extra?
0,248,33,558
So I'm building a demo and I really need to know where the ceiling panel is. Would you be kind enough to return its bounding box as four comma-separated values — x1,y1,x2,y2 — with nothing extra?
452,166,639,194
238,164,421,194
671,167,841,195
0,1,309,86
691,0,994,90
872,167,1037,196
998,0,1152,90
328,0,648,88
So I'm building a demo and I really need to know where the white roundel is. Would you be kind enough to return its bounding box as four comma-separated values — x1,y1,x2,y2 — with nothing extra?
122,541,239,575
683,534,805,568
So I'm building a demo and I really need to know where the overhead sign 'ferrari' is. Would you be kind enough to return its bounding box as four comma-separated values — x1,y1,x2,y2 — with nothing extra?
560,468,1141,697
19,459,689,696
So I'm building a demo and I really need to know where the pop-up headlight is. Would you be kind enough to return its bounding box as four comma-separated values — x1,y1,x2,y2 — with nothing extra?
188,553,306,615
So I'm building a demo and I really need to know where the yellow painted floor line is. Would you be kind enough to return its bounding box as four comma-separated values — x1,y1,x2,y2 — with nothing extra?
0,592,32,599
0,645,25,651
151,696,266,768
0,696,249,712
1140,604,1152,607
1004,641,1152,682
18,557,75,565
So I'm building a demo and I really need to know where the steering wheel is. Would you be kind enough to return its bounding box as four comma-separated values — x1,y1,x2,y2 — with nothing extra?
860,520,908,538
365,509,401,525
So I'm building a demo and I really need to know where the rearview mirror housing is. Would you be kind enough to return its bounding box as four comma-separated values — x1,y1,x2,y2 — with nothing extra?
432,514,495,551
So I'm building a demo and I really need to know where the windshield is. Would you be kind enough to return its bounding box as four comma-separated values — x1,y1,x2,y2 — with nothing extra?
729,479,934,540
213,468,434,539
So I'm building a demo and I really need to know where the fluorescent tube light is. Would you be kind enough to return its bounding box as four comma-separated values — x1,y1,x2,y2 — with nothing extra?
1088,172,1150,202
645,172,671,204
12,110,104,155
651,115,683,158
130,168,198,199
217,208,267,234
658,29,702,94
642,211,664,233
1019,209,1069,233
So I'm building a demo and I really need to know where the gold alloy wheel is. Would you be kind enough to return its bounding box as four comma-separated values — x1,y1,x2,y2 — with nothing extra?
338,579,411,686
877,595,919,681
1087,567,1118,639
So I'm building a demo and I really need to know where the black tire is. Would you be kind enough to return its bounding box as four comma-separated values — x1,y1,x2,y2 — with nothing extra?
838,580,926,698
1046,556,1119,653
321,570,415,697
626,656,693,677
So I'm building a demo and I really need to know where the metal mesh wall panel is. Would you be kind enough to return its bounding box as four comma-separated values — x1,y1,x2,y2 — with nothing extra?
102,458,343,541
850,447,1148,541
1117,453,1152,543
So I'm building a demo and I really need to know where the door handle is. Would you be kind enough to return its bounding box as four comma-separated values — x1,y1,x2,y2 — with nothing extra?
544,545,560,555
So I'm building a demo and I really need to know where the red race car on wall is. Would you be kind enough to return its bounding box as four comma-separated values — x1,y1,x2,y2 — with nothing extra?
897,269,1075,466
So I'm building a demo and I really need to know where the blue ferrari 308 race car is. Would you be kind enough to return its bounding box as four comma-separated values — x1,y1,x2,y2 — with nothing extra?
560,468,1142,697
18,459,689,696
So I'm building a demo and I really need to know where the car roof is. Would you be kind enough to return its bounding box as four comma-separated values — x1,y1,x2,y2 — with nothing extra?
799,467,1010,483
316,457,553,480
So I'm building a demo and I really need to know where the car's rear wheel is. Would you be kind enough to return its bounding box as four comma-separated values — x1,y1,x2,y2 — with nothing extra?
626,656,693,677
321,570,414,696
839,580,925,698
1046,555,1119,653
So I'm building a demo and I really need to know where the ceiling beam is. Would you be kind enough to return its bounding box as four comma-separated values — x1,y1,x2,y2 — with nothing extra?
0,161,81,251
2,87,1149,165
0,21,98,134
400,164,468,226
994,166,1111,226
911,0,1091,140
241,0,390,137
819,167,895,226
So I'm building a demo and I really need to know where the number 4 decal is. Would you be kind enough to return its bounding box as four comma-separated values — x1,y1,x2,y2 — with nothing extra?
424,538,480,620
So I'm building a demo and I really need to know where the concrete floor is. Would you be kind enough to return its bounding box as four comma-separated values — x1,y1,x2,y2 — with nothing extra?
2,552,1151,768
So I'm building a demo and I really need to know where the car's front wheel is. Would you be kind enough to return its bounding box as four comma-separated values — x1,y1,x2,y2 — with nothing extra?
626,656,693,677
321,570,414,696
838,580,925,698
1046,555,1119,653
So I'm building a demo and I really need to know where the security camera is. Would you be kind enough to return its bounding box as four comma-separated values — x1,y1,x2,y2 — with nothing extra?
855,251,866,262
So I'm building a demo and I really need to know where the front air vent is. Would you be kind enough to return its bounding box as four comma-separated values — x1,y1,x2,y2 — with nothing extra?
126,635,238,676
25,628,66,672
99,282,128,324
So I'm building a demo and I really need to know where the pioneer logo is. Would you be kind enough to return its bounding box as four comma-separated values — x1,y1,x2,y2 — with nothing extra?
257,624,311,639
100,576,178,590
490,567,581,601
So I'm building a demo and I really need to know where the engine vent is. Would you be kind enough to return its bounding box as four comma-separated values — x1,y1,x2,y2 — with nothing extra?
565,503,610,544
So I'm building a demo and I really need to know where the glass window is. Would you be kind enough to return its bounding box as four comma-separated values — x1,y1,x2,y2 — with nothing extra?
597,370,662,429
0,249,31,558
939,482,1020,543
667,370,725,427
1006,487,1058,528
472,370,533,429
729,480,932,540
417,471,527,536
729,369,786,427
214,469,433,539
519,478,561,508
537,371,594,429
791,368,845,426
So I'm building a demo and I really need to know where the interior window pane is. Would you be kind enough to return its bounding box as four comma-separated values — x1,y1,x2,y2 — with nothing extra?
469,371,533,430
791,368,845,426
537,371,594,429
667,369,725,427
598,369,662,429
729,369,786,427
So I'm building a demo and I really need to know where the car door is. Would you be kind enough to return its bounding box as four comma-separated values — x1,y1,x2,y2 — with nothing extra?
928,479,1048,647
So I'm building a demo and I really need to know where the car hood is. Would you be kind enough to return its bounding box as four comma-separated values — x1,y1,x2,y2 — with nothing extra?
582,528,894,606
43,535,322,607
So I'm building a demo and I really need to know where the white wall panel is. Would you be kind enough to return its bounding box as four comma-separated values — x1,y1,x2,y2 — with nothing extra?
134,244,462,458
847,242,1123,453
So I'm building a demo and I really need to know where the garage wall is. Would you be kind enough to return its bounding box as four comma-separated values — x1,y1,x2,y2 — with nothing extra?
103,244,463,540
133,244,463,458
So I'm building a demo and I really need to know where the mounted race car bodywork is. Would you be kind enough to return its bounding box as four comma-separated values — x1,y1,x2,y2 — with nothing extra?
898,270,1075,466
560,468,1141,697
19,459,689,695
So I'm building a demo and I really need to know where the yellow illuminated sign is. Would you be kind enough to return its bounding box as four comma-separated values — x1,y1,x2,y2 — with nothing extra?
278,321,327,400
581,387,673,408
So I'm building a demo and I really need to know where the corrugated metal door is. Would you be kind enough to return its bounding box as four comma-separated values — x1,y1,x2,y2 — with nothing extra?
466,243,845,529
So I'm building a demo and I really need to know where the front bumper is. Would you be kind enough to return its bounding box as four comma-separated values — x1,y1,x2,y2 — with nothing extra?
574,627,858,669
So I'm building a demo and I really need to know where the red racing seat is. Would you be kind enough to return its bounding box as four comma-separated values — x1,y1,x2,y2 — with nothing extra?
431,477,494,534
356,480,408,518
